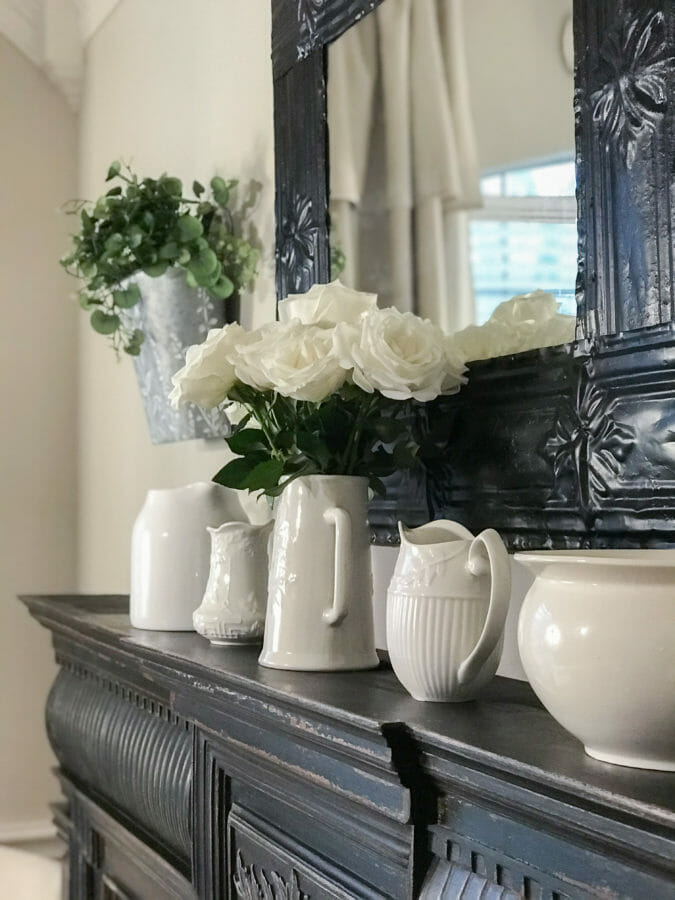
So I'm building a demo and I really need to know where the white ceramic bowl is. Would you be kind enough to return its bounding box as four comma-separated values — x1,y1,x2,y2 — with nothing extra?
515,550,675,771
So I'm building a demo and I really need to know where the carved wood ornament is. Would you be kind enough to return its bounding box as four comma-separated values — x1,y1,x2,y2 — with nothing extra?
272,0,675,550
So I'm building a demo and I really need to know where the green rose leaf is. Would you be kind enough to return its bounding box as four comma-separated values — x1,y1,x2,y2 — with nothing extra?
241,458,285,492
212,453,269,490
90,310,120,334
227,428,269,455
192,180,204,197
369,476,387,497
369,416,408,443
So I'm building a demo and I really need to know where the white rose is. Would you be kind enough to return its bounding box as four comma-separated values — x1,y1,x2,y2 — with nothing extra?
235,320,347,402
169,323,246,410
336,308,466,402
453,291,576,362
278,279,377,326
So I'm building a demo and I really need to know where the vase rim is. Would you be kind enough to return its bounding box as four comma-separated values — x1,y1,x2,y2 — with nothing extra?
515,549,675,569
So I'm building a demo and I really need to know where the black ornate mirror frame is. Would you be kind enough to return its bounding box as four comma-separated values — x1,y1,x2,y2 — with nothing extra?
272,0,675,550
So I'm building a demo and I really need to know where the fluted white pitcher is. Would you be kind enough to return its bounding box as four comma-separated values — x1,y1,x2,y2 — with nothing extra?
387,520,511,701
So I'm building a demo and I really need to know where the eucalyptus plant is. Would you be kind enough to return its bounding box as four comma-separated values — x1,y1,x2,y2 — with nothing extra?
61,161,260,355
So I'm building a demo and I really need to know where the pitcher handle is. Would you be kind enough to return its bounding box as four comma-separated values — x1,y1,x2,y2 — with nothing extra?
322,506,350,626
457,528,511,686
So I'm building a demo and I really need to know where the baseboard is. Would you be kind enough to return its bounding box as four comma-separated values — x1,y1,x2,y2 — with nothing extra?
0,819,63,858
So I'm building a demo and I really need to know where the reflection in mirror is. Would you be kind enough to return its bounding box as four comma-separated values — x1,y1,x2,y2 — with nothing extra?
327,0,576,359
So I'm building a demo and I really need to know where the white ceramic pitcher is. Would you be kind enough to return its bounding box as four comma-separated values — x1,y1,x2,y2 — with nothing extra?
193,520,273,645
130,482,247,630
259,475,379,671
387,520,511,701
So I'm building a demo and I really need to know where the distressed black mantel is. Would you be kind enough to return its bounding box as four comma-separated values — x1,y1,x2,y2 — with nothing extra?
24,594,675,898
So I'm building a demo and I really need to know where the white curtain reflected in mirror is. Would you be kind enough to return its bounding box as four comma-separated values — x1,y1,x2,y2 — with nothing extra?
328,0,577,357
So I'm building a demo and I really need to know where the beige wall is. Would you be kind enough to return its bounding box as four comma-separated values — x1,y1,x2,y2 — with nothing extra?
77,0,275,591
0,34,78,836
465,0,574,171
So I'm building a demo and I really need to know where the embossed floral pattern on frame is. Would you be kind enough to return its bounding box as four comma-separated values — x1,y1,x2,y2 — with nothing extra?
591,11,673,166
543,378,635,515
278,193,319,291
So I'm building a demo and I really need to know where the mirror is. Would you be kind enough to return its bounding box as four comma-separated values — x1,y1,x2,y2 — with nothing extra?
272,0,675,550
327,0,576,358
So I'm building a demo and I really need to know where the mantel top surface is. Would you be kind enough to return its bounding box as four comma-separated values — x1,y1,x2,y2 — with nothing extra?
22,593,675,835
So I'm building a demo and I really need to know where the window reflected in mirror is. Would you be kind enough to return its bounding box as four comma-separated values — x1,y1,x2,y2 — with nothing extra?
327,0,576,359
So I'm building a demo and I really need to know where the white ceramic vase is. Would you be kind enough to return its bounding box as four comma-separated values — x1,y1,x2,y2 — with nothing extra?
387,520,511,701
515,549,675,771
130,482,247,630
193,520,273,645
259,475,379,671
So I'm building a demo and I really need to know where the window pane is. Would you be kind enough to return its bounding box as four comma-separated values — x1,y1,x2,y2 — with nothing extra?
469,220,577,324
481,160,576,198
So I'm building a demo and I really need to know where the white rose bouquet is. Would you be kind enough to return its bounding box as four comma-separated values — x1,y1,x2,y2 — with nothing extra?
170,281,466,496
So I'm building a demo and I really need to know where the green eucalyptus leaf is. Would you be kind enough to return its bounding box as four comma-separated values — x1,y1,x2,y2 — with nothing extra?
210,274,234,299
159,241,179,260
128,225,144,248
188,247,218,281
210,176,230,206
93,198,109,219
162,176,182,197
143,261,169,277
90,309,120,334
112,285,141,308
176,214,203,241
106,160,121,181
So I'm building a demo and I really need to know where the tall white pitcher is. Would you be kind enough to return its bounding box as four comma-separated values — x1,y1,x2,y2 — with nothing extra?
259,475,379,671
387,520,511,701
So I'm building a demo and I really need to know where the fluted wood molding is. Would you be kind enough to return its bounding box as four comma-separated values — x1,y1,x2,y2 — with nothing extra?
46,668,192,862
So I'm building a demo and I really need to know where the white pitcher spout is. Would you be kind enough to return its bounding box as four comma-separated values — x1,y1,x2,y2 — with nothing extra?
397,519,475,546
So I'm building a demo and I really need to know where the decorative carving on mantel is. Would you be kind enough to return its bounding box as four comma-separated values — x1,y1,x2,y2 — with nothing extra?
233,851,307,899
591,11,672,166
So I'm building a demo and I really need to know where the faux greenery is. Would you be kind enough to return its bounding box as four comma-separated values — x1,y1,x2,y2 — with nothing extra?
61,161,260,355
214,383,420,498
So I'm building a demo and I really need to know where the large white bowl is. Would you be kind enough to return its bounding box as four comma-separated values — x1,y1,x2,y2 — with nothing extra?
515,550,675,771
